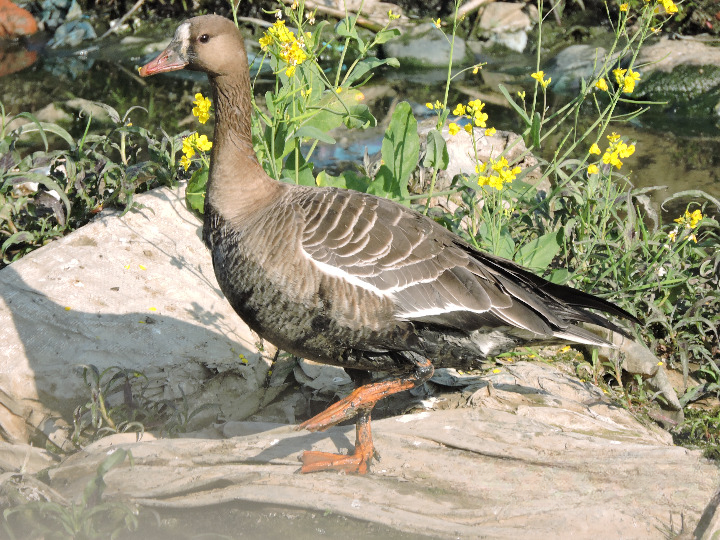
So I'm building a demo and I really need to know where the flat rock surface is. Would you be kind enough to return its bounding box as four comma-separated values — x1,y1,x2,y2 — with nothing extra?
46,381,718,539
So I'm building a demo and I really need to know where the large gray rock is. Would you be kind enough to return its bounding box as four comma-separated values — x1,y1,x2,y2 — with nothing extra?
0,184,275,449
382,22,470,68
2,361,714,538
478,2,534,52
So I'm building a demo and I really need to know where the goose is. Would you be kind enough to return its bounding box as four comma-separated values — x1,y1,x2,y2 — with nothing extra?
139,15,638,474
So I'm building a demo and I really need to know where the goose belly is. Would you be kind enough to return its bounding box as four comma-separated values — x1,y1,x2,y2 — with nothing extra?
209,235,403,367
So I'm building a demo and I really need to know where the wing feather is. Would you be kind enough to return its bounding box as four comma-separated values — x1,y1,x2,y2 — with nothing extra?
293,187,627,344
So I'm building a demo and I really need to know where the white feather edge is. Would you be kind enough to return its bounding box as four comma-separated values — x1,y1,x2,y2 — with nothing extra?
304,249,489,317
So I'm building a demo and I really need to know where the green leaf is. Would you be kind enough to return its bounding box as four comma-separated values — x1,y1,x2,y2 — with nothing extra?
2,231,34,255
302,90,376,133
186,167,208,214
294,125,336,144
423,129,449,170
514,230,561,272
343,103,375,129
368,164,403,200
530,112,541,149
14,120,75,148
316,170,372,192
374,28,401,44
498,84,530,125
281,148,315,186
265,91,276,118
335,18,364,49
344,57,399,86
379,101,419,199
7,171,73,221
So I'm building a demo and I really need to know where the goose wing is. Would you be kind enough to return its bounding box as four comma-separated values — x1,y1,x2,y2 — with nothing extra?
296,188,615,341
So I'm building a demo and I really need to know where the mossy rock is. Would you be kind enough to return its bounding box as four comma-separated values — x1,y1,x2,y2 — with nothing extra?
638,64,720,115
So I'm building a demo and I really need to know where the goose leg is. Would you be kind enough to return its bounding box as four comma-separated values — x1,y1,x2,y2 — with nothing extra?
298,357,434,474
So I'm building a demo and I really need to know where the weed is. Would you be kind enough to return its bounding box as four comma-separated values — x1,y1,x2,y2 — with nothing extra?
3,449,137,539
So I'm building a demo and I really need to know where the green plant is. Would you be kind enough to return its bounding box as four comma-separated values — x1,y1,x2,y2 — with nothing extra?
0,101,179,267
3,449,137,539
71,364,219,446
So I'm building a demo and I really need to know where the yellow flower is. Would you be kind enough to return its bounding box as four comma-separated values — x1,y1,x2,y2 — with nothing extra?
181,132,213,170
192,93,212,124
195,134,212,152
622,69,641,93
260,20,308,76
662,0,678,13
182,135,196,160
531,71,551,88
467,99,484,115
667,228,678,242
426,102,434,110
595,78,608,91
517,90,526,99
600,133,635,170
613,68,627,85
587,164,600,175
485,127,496,136
589,143,601,155
620,3,629,11
464,124,473,134
259,34,273,51
453,103,466,116
448,122,461,136
433,18,442,28
674,209,703,229
473,112,488,127
476,156,521,190
388,10,401,20
180,154,192,171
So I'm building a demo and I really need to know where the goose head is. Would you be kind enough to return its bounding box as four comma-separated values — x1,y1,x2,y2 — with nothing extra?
139,15,247,78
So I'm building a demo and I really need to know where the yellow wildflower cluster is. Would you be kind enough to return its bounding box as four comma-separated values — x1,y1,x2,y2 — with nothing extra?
613,68,641,93
601,132,635,169
192,92,211,124
425,100,445,110
668,209,703,243
659,0,678,14
475,156,521,191
531,70,551,89
180,132,212,171
259,20,309,77
445,99,495,137
585,134,635,175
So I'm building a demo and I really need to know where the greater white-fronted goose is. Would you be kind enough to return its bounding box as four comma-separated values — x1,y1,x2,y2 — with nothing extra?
139,15,638,474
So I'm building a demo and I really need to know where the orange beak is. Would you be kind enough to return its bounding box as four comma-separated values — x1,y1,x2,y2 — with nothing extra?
138,43,188,77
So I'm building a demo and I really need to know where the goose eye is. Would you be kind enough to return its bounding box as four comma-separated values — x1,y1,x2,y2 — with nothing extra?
198,34,210,43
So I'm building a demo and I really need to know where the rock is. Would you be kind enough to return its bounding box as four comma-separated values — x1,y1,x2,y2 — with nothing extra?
0,184,275,448
0,46,36,78
634,63,720,117
0,0,37,38
411,121,544,195
10,361,715,538
381,22,470,69
478,2,533,52
545,44,613,93
639,35,720,73
595,331,684,426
